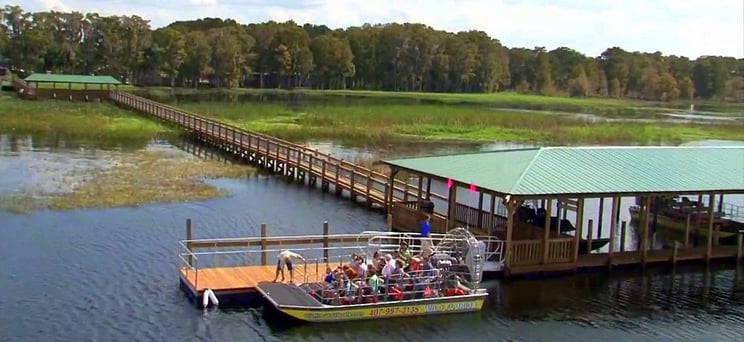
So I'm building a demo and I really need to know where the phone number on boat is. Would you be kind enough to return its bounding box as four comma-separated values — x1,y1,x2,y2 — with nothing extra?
369,305,421,317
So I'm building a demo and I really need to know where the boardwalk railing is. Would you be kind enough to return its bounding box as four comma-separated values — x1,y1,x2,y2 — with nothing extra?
110,91,441,209
111,91,509,235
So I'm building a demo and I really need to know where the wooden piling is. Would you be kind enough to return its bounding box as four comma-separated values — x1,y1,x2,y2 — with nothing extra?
737,233,743,264
261,223,268,265
186,218,193,265
542,199,552,265
572,198,585,262
608,196,619,269
684,214,691,247
586,219,594,256
323,221,330,262
672,242,678,265
706,193,716,263
619,221,627,252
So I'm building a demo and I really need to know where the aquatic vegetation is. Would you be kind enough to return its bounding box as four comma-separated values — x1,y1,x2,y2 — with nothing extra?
0,149,252,212
0,94,171,149
177,101,744,146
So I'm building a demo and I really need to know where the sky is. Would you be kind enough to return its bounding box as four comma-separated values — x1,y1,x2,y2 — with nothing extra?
16,0,744,59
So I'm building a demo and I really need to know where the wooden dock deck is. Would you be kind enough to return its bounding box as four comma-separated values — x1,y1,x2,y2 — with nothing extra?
179,264,327,297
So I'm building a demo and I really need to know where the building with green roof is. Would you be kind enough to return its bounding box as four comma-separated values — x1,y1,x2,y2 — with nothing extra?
21,73,122,101
380,145,744,276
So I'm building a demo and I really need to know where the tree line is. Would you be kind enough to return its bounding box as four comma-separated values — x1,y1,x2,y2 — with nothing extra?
1,5,742,101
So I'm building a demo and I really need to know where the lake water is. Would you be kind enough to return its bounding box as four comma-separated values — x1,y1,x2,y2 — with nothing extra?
2,133,744,342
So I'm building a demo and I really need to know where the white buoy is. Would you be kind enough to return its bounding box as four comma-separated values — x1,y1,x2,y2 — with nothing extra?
208,289,219,306
202,288,219,308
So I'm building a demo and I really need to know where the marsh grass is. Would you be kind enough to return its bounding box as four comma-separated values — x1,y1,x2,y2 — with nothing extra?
0,149,251,212
171,87,743,116
0,94,171,148
179,101,744,145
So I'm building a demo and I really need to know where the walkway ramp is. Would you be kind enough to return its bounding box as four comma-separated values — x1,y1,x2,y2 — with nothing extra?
256,282,324,308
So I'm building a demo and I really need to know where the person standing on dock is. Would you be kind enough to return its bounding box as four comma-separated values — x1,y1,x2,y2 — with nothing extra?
273,250,305,283
421,215,431,237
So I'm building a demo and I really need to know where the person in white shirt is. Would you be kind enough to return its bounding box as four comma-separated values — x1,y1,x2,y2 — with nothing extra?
381,254,396,277
273,250,305,283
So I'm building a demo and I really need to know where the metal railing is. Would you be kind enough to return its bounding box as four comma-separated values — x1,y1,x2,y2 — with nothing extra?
300,265,478,306
177,229,506,290
722,202,744,221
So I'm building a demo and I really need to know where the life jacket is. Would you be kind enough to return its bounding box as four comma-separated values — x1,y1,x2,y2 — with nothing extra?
389,286,404,301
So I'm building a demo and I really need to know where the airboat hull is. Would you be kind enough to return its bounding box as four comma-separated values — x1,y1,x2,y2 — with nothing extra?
257,282,487,323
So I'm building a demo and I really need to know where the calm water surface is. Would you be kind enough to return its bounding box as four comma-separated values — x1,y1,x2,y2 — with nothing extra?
2,135,744,342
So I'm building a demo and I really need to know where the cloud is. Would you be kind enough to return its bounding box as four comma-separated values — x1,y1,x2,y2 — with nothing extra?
19,0,744,58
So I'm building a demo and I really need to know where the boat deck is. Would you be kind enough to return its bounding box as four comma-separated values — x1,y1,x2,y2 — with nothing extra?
256,282,324,307
179,264,327,297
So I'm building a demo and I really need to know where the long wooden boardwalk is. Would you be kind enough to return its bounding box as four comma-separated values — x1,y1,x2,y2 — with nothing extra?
109,91,503,230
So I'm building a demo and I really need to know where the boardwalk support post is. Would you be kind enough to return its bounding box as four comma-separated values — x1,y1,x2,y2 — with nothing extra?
261,223,268,265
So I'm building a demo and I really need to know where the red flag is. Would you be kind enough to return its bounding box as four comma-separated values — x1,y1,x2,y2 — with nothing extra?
447,178,453,188
469,182,477,192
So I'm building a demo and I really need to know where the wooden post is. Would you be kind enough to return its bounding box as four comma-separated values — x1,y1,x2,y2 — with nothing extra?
365,172,373,207
695,194,703,246
706,192,716,263
386,169,397,212
323,221,330,262
477,191,484,228
608,196,619,268
737,233,743,264
334,163,341,195
261,223,268,265
504,200,517,274
641,196,650,266
403,183,410,202
417,176,424,209
573,198,585,262
542,199,553,264
620,221,627,252
425,177,432,200
586,219,594,256
672,242,678,265
447,184,457,228
186,218,193,265
489,193,496,231
597,197,605,237
684,214,691,247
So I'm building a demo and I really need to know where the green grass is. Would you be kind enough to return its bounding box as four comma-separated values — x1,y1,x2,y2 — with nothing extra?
0,94,170,149
177,101,744,145
151,87,743,116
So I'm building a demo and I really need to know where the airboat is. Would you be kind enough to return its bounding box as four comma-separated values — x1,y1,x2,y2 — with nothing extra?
255,227,489,323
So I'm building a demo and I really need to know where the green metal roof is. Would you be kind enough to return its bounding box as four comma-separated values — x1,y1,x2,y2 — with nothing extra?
382,146,744,197
24,73,121,85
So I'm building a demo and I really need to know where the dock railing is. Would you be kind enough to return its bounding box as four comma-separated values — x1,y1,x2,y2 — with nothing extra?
178,224,505,291
722,202,744,222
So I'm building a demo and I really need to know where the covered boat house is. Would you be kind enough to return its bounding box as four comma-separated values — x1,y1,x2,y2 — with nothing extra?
381,146,744,276
22,73,121,101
